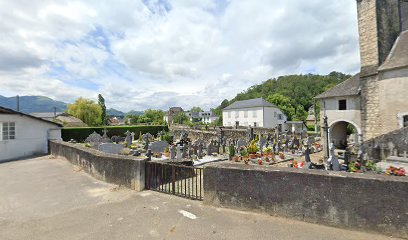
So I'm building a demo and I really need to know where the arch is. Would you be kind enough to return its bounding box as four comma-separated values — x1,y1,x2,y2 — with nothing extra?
329,119,361,150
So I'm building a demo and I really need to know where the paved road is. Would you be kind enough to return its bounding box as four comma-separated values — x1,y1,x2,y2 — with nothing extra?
0,156,400,240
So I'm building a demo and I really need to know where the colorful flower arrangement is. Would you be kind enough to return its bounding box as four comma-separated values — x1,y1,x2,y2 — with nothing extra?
385,166,406,176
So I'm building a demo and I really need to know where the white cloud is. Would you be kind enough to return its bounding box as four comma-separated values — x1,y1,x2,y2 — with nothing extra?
0,0,360,112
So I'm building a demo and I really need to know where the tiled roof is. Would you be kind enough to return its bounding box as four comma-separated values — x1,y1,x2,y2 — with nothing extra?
223,98,277,110
0,106,62,127
314,74,360,99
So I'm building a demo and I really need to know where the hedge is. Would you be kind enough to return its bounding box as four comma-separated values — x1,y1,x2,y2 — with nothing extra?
61,125,169,142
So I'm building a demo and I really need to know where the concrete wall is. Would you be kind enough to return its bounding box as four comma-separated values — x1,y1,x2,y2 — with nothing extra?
49,141,146,191
0,114,61,161
204,163,408,238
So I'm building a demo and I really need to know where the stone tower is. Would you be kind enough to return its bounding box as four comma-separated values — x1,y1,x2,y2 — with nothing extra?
357,0,408,140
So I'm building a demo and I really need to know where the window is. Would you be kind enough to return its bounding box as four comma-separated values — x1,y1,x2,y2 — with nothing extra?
244,111,248,118
252,110,257,118
253,122,257,127
228,112,231,118
404,115,408,128
235,111,239,118
274,112,277,118
338,100,347,110
1,122,15,140
278,114,283,120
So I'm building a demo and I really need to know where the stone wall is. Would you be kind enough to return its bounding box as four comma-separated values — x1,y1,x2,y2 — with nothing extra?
357,0,380,76
170,125,277,143
49,141,147,191
204,163,408,238
364,126,408,160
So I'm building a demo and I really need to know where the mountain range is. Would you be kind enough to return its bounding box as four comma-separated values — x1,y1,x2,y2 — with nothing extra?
0,95,142,116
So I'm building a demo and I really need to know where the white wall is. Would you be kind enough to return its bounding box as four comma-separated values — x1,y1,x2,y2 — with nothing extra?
223,107,286,128
321,96,361,130
0,114,61,161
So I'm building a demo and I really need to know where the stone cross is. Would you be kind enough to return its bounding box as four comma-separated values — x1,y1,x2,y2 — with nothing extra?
125,131,132,147
102,128,109,138
176,145,182,160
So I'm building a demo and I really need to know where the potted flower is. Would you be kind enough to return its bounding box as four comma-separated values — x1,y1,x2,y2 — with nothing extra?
258,159,263,165
240,148,248,164
233,155,240,162
247,140,259,159
279,152,285,160
163,147,170,158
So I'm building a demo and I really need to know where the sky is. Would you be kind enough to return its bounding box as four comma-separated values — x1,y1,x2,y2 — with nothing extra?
0,0,361,112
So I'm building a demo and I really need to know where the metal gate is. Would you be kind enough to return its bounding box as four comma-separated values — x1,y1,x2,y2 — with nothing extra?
145,161,203,201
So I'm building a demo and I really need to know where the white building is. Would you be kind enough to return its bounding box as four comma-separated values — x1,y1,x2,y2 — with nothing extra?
185,111,219,124
222,98,287,128
0,106,62,162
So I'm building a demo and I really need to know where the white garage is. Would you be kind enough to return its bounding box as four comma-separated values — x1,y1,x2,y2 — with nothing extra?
0,106,62,162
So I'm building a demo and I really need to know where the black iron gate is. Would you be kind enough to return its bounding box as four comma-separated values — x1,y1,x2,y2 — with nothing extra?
145,161,203,201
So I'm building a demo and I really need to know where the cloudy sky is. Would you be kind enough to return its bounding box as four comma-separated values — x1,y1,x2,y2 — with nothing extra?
0,0,360,112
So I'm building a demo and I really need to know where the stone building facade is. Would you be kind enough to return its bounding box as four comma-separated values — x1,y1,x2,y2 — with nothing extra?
317,0,408,155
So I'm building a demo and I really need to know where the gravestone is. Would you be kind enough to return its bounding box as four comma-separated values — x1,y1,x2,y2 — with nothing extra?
170,145,176,160
131,132,135,142
149,141,169,153
293,136,300,149
259,137,267,148
98,143,124,155
176,145,182,160
198,143,204,159
327,143,340,171
237,139,247,149
207,141,219,156
182,145,188,158
86,132,103,148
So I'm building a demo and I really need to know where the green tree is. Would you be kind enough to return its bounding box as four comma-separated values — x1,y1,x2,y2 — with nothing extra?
142,109,165,125
66,98,102,126
190,106,203,112
98,94,107,125
173,112,190,124
126,114,140,125
267,93,296,120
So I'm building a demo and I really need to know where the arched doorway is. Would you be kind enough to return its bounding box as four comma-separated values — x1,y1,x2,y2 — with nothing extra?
329,121,360,150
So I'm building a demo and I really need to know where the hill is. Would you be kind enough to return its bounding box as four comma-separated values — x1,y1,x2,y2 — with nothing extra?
106,108,125,117
212,71,352,121
0,95,67,113
126,110,144,116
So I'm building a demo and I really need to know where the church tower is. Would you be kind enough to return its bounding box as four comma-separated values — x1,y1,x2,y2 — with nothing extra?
357,0,408,140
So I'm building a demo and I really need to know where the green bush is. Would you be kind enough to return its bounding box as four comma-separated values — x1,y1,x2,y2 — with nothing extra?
62,125,169,142
307,125,315,132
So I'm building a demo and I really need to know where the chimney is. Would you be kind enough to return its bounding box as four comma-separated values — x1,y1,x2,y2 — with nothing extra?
16,95,20,112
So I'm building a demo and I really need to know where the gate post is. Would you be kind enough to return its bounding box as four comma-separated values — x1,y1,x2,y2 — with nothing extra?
172,165,176,195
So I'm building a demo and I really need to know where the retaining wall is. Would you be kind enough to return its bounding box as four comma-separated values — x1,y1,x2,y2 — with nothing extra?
204,163,408,238
49,141,147,191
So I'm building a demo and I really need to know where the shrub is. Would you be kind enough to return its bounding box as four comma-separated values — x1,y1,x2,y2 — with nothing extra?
61,125,168,142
